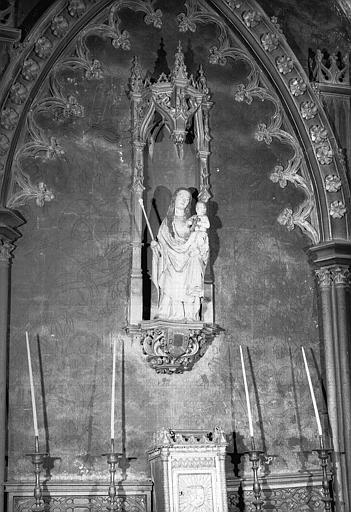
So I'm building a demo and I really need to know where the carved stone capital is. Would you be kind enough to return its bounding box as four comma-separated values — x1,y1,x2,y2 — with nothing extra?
315,268,333,288
331,266,351,286
0,239,14,262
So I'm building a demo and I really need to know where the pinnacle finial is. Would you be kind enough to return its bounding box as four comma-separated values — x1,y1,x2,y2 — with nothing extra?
172,40,187,81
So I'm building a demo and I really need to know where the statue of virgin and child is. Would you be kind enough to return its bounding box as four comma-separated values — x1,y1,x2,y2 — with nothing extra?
149,188,210,323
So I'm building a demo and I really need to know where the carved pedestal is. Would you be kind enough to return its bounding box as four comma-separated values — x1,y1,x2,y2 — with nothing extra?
147,428,228,512
139,320,220,374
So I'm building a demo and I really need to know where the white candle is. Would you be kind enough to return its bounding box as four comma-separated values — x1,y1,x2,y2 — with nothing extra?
301,347,323,436
25,332,39,438
111,337,116,440
239,345,254,438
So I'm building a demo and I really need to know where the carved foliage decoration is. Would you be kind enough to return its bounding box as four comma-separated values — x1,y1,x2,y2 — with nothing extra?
0,0,348,237
56,0,162,81
139,322,220,374
177,0,319,244
6,73,80,208
6,53,101,208
0,0,163,206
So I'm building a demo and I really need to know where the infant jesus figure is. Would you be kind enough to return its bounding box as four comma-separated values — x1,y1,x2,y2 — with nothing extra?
187,200,210,237
185,200,210,320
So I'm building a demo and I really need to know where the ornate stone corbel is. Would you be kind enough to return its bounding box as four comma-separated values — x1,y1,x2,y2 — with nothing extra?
138,320,221,374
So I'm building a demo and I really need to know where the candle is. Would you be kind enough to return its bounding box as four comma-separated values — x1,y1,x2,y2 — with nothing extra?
239,345,254,438
111,337,117,440
301,347,323,436
25,331,39,438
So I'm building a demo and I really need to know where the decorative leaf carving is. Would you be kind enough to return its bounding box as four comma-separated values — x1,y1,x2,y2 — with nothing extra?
54,0,162,80
176,0,318,243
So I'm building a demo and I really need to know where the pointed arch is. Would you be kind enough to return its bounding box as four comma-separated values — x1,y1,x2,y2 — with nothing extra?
0,0,349,243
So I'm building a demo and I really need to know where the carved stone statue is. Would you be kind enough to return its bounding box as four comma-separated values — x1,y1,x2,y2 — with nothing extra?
150,188,209,322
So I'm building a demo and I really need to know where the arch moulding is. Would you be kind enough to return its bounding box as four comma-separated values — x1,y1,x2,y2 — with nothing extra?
0,0,349,247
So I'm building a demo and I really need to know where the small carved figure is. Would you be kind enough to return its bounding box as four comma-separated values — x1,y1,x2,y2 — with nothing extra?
187,200,210,235
150,189,209,322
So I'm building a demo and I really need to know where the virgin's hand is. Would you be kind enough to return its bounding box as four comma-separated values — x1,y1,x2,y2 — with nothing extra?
150,240,161,256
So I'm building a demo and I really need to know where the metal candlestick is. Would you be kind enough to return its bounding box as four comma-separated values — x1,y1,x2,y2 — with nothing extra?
313,436,333,511
247,437,264,511
26,436,48,511
102,439,122,511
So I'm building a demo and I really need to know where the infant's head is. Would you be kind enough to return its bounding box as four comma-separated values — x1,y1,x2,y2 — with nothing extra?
195,201,207,216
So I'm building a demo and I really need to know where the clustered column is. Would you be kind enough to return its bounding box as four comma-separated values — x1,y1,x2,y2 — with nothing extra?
314,262,351,512
0,240,14,512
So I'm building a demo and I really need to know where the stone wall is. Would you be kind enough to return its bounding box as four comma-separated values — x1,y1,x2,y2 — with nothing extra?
7,0,323,483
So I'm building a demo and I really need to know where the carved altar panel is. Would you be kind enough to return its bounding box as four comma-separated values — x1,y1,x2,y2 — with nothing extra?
147,429,228,512
5,482,152,512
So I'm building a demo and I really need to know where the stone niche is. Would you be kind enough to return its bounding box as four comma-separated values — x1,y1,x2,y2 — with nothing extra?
127,43,220,374
147,428,228,512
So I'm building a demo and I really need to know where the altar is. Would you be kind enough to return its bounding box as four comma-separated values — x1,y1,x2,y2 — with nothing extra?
147,429,228,512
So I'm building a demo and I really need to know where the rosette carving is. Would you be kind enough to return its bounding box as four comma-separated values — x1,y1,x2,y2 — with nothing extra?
276,55,294,74
316,142,333,165
22,59,40,81
51,15,69,37
325,175,342,192
310,125,328,144
34,37,53,59
329,200,347,219
68,0,86,17
242,10,262,28
300,100,318,120
309,123,334,167
289,77,307,96
10,83,27,104
0,108,19,130
261,33,279,52
0,134,10,155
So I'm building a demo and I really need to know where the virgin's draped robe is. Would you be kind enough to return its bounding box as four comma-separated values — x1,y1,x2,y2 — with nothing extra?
152,217,209,321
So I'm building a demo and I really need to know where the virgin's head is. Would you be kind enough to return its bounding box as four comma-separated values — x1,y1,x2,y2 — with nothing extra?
167,188,192,218
166,188,192,236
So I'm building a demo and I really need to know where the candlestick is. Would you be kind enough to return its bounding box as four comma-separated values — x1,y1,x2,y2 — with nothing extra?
111,338,116,440
313,436,333,511
239,345,254,437
247,444,264,511
301,347,323,436
26,437,48,511
26,331,39,438
102,439,122,512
